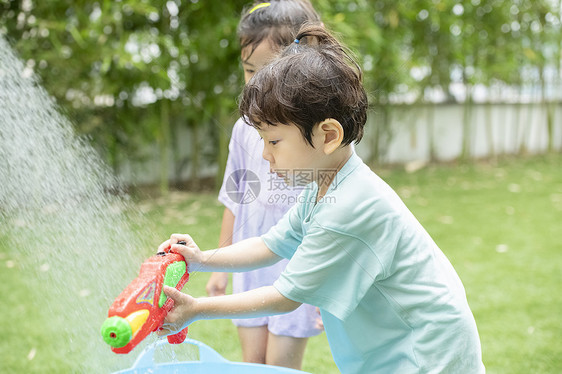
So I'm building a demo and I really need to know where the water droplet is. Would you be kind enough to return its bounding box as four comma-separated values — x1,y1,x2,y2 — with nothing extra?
0,35,151,371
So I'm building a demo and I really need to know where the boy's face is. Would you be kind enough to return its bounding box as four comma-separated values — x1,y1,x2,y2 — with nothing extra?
258,123,326,186
241,40,277,83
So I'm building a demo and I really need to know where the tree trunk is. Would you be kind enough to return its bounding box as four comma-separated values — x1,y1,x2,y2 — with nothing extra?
159,100,170,196
485,101,495,159
519,87,536,155
426,104,436,162
190,122,200,190
513,92,523,156
460,84,473,161
369,104,391,165
368,105,380,165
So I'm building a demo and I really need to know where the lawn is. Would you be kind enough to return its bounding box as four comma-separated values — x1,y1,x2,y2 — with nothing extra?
1,154,561,373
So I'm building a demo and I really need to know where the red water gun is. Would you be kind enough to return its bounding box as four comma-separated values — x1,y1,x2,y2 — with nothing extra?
101,241,189,354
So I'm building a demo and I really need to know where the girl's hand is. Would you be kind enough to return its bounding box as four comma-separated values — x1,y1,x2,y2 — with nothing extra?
315,307,324,331
156,286,198,337
157,233,204,268
206,272,229,297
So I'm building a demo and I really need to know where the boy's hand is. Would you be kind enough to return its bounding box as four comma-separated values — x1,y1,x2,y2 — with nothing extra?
157,234,204,268
157,285,198,337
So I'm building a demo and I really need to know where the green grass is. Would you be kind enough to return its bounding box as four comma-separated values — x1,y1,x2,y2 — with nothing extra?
1,154,561,373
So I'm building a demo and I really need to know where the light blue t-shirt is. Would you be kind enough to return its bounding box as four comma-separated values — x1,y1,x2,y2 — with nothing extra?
262,152,485,373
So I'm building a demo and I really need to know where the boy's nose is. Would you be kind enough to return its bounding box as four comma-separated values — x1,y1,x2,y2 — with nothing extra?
262,146,273,163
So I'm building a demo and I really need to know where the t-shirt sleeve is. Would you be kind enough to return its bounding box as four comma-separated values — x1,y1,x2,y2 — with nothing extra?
273,221,390,321
261,203,304,260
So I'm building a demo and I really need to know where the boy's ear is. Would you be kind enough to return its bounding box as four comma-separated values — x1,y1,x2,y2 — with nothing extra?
318,118,344,155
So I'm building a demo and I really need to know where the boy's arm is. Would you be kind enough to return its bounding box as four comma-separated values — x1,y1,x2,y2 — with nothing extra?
206,207,234,296
157,285,301,336
158,234,281,272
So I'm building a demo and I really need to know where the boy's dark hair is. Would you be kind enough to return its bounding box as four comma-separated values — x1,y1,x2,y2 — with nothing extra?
238,0,321,59
239,24,368,146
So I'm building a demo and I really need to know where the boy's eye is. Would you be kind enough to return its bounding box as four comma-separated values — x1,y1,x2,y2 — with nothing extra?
245,69,255,74
269,140,279,145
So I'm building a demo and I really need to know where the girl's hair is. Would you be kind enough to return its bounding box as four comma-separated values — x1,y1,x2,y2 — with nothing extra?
238,0,321,59
239,24,368,146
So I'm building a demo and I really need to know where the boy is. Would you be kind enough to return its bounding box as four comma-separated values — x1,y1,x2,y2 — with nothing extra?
157,24,485,373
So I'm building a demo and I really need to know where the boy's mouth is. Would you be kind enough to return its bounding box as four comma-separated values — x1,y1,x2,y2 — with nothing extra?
271,168,288,181
273,170,285,178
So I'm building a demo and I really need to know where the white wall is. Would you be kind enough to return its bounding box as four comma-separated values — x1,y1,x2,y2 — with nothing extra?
356,102,562,164
119,102,562,185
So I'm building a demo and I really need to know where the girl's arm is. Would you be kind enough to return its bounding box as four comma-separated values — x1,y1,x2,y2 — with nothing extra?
157,285,302,336
158,234,281,272
206,207,234,296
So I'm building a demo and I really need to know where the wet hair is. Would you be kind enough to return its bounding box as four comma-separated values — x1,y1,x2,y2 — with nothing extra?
238,0,321,60
239,24,368,146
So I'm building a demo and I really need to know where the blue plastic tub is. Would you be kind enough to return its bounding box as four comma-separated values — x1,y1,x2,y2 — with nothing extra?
114,338,311,374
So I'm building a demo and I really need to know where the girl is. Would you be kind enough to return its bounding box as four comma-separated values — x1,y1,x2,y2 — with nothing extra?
206,1,323,369
160,24,485,373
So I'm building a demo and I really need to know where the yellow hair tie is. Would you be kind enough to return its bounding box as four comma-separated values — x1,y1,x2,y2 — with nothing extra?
249,2,271,14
